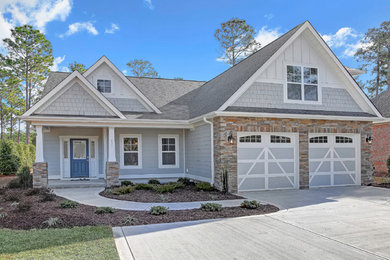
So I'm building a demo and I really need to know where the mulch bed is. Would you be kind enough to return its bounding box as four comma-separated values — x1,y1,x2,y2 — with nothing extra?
100,184,244,202
0,175,17,188
0,188,278,230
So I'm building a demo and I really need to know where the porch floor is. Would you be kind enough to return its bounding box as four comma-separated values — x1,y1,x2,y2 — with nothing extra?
48,179,106,189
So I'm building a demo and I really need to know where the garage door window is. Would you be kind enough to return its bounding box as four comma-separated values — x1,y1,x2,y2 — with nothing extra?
270,135,291,143
309,136,328,143
335,136,353,143
239,135,261,143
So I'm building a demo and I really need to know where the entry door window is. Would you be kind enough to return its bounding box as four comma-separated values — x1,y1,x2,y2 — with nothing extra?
73,140,87,159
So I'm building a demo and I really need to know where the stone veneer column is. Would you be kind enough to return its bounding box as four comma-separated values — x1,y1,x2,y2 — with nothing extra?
33,162,48,188
299,130,309,189
106,161,119,187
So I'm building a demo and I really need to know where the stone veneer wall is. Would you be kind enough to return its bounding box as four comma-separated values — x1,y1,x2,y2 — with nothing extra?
33,162,48,188
106,161,119,187
372,123,390,177
213,116,373,193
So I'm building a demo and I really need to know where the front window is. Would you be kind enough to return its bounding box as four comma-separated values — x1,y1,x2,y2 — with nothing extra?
159,135,179,168
97,79,111,93
287,65,318,102
120,135,142,168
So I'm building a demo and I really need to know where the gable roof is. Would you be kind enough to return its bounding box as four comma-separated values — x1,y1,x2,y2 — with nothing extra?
24,71,126,119
187,22,305,118
372,90,390,117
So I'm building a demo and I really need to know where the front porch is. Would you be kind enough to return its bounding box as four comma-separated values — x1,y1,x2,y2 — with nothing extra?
48,179,106,189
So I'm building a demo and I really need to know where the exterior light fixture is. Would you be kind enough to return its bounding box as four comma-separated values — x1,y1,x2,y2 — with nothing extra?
227,131,234,144
366,135,373,144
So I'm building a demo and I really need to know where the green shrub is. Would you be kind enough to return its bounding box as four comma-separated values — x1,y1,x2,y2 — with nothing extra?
170,182,184,189
150,206,168,215
153,184,176,193
177,177,192,186
42,217,62,228
17,166,32,189
0,141,20,175
387,155,390,173
135,183,154,190
241,200,260,209
148,179,160,185
10,141,35,171
200,203,222,212
121,180,133,186
95,207,114,214
122,215,139,225
196,182,214,191
0,212,7,219
7,178,21,189
40,190,55,202
60,200,78,208
25,188,41,196
112,185,134,195
17,202,32,212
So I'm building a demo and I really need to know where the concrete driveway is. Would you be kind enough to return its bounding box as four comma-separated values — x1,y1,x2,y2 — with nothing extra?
114,186,390,260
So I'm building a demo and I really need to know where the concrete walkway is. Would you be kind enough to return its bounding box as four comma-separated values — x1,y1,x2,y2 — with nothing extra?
53,187,246,211
114,186,390,260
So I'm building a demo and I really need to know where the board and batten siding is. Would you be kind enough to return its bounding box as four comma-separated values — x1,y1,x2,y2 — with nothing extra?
185,124,212,182
115,128,184,178
233,30,363,113
43,127,104,179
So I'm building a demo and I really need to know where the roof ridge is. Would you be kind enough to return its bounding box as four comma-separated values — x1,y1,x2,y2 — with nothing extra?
127,76,206,83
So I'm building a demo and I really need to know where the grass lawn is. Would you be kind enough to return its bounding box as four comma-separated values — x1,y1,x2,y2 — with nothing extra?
0,226,119,260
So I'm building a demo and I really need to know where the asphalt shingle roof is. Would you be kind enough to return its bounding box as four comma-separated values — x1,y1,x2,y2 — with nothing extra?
372,90,390,118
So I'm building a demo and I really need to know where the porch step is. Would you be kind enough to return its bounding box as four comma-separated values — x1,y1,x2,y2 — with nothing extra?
48,179,106,189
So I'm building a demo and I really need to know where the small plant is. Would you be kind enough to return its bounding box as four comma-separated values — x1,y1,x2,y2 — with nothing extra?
17,202,32,212
177,177,192,186
135,183,154,190
121,215,139,225
60,200,78,208
42,217,62,228
241,200,260,209
150,206,168,215
153,183,176,193
387,155,390,174
196,182,214,191
112,185,134,195
95,207,114,214
40,190,55,202
25,188,41,196
17,166,32,189
0,212,8,219
221,167,229,194
121,180,133,186
10,201,19,207
148,179,160,185
7,179,21,189
4,193,19,202
201,203,222,212
171,182,184,189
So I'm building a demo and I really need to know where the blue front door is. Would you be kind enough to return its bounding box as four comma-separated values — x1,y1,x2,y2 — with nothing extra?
70,139,89,178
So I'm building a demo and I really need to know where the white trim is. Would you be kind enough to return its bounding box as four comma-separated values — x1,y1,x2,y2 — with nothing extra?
119,134,142,169
102,128,107,174
186,174,212,183
23,71,126,119
35,125,44,162
108,127,116,161
83,56,161,114
120,173,185,180
158,134,179,169
183,129,186,176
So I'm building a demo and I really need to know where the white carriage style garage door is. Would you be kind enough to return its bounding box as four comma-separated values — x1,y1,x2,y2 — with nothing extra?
237,132,299,192
309,134,361,187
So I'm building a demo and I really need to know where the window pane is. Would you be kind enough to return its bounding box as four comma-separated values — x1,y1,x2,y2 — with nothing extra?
124,138,138,151
162,144,168,151
169,138,175,145
162,152,175,165
124,138,131,145
97,79,111,93
124,153,138,166
73,140,86,159
287,83,302,100
162,138,168,144
64,141,68,159
90,141,95,158
304,85,318,101
287,66,301,83
168,145,176,151
304,67,318,84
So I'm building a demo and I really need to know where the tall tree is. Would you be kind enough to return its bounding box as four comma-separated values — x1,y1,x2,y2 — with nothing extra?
126,59,159,78
68,61,86,73
0,25,53,144
214,18,261,66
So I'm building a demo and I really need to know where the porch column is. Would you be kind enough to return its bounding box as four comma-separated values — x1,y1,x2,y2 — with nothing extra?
103,127,108,171
35,125,44,162
108,127,116,161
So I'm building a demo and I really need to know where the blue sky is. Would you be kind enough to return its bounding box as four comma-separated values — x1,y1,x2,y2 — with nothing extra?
0,0,389,81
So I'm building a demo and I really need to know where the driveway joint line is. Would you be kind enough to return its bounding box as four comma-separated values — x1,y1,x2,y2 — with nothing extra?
121,226,136,260
265,215,389,260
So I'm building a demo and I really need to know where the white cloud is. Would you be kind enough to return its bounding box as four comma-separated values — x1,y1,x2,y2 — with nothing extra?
122,69,127,75
343,40,372,57
322,27,358,48
105,23,119,34
144,0,154,10
264,13,274,20
59,21,98,38
50,55,69,72
255,26,282,47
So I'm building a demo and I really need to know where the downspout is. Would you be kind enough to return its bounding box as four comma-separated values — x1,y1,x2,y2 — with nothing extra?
203,117,214,185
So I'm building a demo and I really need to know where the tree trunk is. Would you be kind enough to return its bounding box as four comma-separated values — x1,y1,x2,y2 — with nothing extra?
9,111,13,140
25,60,30,144
375,57,380,98
0,97,3,140
17,119,20,144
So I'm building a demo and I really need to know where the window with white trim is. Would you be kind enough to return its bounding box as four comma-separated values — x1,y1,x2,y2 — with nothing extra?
97,79,111,93
158,135,179,168
120,135,142,168
287,65,318,102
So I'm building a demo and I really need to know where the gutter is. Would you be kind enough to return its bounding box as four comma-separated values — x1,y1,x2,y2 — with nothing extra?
203,117,215,185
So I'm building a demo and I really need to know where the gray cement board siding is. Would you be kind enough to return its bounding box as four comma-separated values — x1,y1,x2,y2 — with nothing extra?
37,82,112,116
43,127,103,177
115,128,184,176
107,98,149,112
185,124,212,179
233,82,363,112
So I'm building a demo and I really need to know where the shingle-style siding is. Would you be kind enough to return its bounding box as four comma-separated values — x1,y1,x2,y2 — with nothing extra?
107,98,149,112
185,124,212,181
36,82,113,116
233,82,363,113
